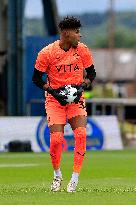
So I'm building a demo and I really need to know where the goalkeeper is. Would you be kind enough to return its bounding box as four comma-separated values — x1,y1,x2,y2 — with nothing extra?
32,16,96,192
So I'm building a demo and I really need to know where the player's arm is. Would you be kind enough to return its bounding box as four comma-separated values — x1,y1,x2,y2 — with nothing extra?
83,64,96,88
79,44,96,87
32,68,67,106
32,68,49,90
83,64,96,89
74,64,96,103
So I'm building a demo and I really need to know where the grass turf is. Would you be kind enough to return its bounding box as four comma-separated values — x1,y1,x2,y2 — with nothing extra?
0,149,136,205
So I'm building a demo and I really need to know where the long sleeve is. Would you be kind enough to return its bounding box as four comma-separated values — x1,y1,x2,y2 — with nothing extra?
32,68,46,90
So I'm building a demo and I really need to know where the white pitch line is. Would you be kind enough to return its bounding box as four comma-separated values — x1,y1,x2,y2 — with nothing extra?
0,154,46,159
0,163,39,168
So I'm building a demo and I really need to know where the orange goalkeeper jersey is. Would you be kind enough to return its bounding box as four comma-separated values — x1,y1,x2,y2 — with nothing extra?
35,40,93,89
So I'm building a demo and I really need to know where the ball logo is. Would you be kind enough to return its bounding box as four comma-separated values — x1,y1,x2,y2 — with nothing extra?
36,117,104,152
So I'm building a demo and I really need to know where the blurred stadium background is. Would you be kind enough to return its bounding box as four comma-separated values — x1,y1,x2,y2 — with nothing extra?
0,0,136,149
0,0,136,203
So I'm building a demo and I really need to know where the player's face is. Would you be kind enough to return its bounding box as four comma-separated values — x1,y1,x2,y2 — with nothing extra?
67,28,81,48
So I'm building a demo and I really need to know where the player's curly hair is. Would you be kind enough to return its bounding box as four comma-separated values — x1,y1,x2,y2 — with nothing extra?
58,16,81,30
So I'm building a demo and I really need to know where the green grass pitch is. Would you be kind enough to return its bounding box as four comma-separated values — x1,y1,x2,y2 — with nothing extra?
0,149,136,205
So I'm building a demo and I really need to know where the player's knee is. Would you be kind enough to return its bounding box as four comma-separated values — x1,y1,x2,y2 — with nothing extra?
74,126,86,137
50,132,63,146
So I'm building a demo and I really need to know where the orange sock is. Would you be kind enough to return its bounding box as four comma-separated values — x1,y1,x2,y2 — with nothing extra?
50,132,63,170
73,127,86,173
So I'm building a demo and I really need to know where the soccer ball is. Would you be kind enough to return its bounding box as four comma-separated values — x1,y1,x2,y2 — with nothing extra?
59,85,77,104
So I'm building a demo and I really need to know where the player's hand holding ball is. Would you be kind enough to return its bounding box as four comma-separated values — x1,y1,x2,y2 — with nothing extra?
47,86,68,106
72,84,84,104
58,85,78,104
47,84,84,106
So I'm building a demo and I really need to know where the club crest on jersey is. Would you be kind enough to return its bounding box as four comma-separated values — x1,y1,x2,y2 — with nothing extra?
73,52,80,58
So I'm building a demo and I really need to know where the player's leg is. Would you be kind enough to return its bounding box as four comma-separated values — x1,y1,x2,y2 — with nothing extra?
67,100,87,192
49,124,65,191
49,124,65,177
45,99,66,191
69,115,87,174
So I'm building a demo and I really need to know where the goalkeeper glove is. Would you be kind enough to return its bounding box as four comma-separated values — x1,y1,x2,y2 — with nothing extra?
73,82,91,103
47,86,67,106
70,84,84,104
